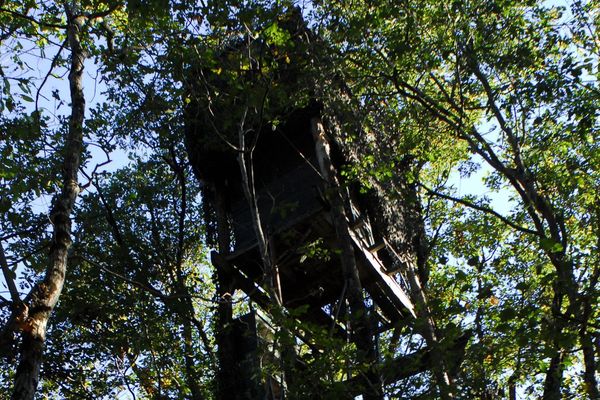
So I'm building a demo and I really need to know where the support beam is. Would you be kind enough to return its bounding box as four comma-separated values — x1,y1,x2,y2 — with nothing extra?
211,251,348,339
342,332,471,398
348,228,416,319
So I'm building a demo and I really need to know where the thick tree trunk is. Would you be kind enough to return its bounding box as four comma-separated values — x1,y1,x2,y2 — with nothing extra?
543,352,564,400
213,192,238,400
581,331,599,399
543,290,565,400
11,8,86,400
312,117,383,400
580,298,600,399
182,318,204,400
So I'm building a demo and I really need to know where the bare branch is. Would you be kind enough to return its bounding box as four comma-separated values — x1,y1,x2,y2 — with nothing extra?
35,38,68,124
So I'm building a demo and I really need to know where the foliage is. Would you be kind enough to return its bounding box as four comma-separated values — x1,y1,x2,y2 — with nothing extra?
311,0,599,397
1,0,599,398
40,153,216,399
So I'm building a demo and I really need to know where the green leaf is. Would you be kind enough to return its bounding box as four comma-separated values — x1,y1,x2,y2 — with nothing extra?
539,237,563,253
263,23,292,47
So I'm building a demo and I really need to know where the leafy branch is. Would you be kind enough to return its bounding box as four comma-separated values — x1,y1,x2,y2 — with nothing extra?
419,183,539,237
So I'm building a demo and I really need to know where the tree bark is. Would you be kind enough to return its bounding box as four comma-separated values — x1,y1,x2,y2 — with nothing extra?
543,352,564,400
182,317,204,400
543,288,565,400
10,7,86,400
580,296,600,399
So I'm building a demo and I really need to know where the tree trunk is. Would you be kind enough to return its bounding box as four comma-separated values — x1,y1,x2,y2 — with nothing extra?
182,317,204,400
213,191,238,400
11,7,86,400
543,352,564,400
580,298,600,399
543,290,565,400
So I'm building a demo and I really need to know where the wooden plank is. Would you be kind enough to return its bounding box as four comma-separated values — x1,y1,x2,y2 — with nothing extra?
211,251,348,339
367,242,385,253
347,229,416,318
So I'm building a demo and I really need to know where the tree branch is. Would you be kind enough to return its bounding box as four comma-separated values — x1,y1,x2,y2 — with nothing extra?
35,38,68,123
0,241,20,305
80,256,219,304
419,183,540,237
0,8,67,29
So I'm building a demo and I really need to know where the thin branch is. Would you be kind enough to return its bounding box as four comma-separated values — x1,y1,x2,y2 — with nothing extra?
388,70,548,236
467,57,526,173
4,243,49,269
113,353,137,400
419,183,540,237
0,241,20,304
88,175,125,247
0,8,67,29
79,159,112,190
164,146,186,270
187,315,216,365
0,221,46,241
80,256,219,304
85,5,123,21
428,72,465,118
0,24,19,43
467,51,564,246
35,38,68,123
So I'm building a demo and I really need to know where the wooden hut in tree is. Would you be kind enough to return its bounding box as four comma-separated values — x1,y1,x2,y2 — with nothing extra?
183,8,465,400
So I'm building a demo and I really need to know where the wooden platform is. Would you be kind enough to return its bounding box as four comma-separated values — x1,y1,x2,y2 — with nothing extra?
212,207,415,336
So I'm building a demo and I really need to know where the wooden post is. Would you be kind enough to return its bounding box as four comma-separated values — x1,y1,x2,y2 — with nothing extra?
311,117,383,400
214,192,238,400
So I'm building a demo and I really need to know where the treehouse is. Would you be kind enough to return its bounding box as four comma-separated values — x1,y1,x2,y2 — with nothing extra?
188,104,415,323
185,97,423,395
182,10,455,398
